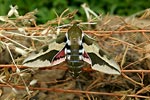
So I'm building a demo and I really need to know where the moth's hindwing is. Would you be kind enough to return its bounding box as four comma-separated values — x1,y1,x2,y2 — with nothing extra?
23,34,66,67
82,34,121,75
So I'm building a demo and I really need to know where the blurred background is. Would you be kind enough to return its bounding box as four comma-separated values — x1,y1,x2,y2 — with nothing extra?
0,0,150,23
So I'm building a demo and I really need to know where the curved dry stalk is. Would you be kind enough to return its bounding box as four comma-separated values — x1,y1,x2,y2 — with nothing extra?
0,34,32,51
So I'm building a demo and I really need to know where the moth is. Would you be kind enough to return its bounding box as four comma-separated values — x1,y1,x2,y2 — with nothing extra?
23,24,121,77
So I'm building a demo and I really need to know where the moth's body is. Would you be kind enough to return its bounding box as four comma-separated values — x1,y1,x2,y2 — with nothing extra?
66,24,85,77
23,24,121,77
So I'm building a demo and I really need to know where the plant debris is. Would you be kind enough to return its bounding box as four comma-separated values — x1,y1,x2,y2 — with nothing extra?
0,5,150,100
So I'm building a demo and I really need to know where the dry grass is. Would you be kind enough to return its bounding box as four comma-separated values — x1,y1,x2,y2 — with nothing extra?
0,7,150,100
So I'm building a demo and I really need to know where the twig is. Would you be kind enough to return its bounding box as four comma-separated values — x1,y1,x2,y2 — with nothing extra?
123,56,148,69
0,83,149,99
2,27,150,34
122,73,144,86
0,34,32,51
0,65,150,73
109,37,143,51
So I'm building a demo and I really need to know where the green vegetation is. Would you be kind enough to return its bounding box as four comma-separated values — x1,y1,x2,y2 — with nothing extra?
0,0,150,23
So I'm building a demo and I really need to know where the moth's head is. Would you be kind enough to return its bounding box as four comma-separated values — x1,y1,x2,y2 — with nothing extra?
67,24,82,45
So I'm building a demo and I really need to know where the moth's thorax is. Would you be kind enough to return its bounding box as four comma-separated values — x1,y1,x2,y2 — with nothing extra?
67,24,82,45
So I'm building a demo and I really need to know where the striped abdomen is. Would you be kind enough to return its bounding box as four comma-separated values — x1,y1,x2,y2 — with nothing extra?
66,43,84,77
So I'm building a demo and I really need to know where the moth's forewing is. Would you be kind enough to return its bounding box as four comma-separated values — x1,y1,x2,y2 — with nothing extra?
23,34,67,67
82,34,121,75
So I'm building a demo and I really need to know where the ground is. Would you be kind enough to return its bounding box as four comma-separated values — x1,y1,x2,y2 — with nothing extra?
0,9,150,100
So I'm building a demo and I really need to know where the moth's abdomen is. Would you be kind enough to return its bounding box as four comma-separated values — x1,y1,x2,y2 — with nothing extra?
66,49,84,77
66,49,84,66
67,59,84,77
67,55,84,66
